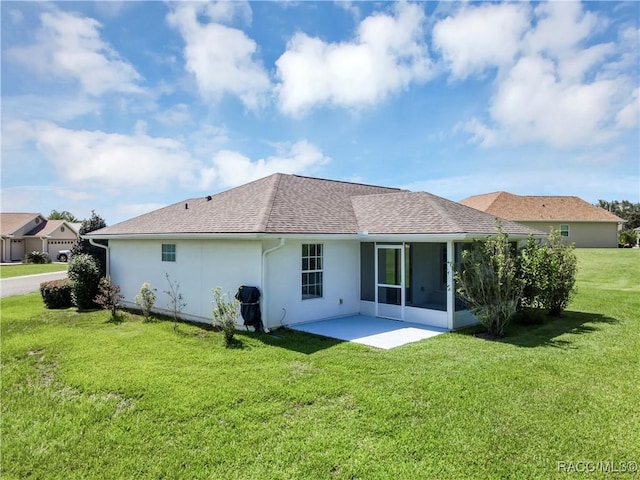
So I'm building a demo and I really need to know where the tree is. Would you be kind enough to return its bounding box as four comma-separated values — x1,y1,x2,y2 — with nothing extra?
596,200,640,229
454,226,523,337
68,253,101,310
48,210,79,222
71,210,107,276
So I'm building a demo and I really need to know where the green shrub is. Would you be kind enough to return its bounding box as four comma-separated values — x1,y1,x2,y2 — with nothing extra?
519,229,577,316
538,229,578,316
518,236,545,309
40,279,72,309
68,253,101,310
212,287,240,347
25,251,52,264
134,282,157,322
94,277,124,322
618,229,638,247
454,226,523,337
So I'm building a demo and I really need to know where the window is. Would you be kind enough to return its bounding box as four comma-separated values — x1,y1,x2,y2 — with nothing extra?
162,243,176,262
302,244,323,299
560,225,569,237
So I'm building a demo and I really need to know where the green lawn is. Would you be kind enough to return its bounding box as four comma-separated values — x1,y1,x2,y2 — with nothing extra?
1,249,638,479
0,263,68,279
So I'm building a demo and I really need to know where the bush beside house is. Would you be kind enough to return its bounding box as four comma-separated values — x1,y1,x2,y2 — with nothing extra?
40,279,73,309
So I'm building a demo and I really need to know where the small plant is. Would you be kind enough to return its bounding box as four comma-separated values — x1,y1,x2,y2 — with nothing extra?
94,277,124,322
212,287,240,347
25,251,51,264
164,273,187,330
67,253,101,310
40,279,73,309
134,282,157,322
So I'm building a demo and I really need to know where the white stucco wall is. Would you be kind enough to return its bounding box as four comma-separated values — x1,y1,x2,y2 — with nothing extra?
109,239,262,324
263,239,361,329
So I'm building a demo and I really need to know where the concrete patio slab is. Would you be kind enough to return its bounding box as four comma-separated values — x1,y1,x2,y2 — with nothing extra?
289,315,448,349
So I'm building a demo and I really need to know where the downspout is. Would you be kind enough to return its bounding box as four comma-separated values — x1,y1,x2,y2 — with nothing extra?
88,238,110,278
261,238,285,333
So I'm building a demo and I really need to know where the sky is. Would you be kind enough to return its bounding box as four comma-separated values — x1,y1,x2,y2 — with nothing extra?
1,1,639,225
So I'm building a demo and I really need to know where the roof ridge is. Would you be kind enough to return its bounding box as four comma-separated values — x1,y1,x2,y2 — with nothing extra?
422,192,465,232
291,174,403,192
261,173,282,231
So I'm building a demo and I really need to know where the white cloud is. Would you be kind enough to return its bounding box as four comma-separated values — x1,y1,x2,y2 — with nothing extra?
202,140,330,189
488,55,619,148
167,2,270,110
8,9,142,96
522,2,601,57
439,1,637,149
32,123,198,191
616,88,639,129
2,94,101,123
433,3,530,80
276,2,431,116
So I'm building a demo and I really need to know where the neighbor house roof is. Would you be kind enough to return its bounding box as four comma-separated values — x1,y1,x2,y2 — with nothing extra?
459,192,625,223
26,220,74,237
0,213,45,236
89,174,539,237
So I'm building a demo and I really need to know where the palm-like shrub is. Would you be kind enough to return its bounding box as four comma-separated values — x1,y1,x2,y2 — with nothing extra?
25,251,51,264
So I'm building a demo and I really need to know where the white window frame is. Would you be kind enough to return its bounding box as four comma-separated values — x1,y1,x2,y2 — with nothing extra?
162,243,176,262
559,225,570,237
302,243,323,300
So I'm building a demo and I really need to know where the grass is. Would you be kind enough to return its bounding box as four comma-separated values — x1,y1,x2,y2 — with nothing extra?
0,263,68,279
1,249,638,479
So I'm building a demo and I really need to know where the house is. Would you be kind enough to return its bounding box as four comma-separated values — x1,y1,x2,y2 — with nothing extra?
0,213,80,262
86,174,541,331
459,192,625,248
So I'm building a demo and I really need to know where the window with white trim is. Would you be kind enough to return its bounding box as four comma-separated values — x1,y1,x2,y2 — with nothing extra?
559,225,569,237
162,243,176,262
302,243,323,300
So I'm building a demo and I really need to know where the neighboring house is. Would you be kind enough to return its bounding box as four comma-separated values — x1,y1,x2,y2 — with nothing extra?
0,213,79,262
459,192,625,248
87,174,541,331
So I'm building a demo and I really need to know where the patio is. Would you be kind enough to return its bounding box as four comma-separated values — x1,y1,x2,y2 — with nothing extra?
289,315,448,349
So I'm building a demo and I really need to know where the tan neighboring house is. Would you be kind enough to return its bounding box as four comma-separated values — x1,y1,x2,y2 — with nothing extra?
459,192,625,248
0,213,79,262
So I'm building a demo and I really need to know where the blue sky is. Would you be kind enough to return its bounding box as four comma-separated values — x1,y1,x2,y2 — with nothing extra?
2,1,638,225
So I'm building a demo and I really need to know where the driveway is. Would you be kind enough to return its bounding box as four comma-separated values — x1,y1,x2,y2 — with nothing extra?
0,271,68,298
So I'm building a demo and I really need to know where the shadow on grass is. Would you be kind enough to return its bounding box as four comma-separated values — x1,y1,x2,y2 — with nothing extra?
457,310,618,349
254,328,344,355
118,308,344,354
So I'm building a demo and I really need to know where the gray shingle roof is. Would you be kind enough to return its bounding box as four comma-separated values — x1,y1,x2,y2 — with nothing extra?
90,174,540,237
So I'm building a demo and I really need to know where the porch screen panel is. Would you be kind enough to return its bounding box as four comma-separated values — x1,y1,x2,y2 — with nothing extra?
360,243,375,301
